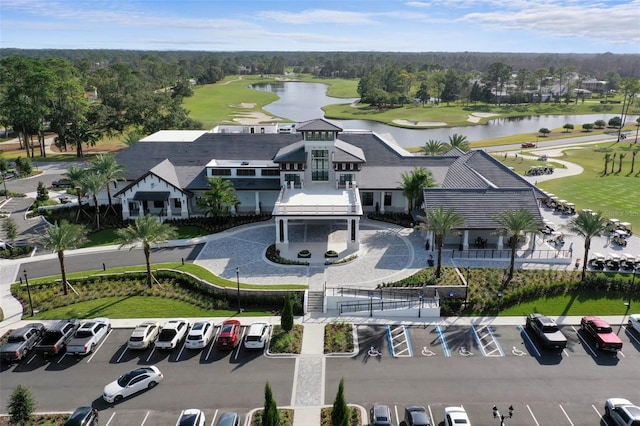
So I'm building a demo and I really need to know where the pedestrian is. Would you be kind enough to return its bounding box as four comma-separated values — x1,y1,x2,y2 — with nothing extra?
425,239,430,251
568,242,573,257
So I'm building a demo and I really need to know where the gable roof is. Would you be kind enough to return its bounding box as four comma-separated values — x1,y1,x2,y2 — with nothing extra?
297,118,343,132
334,139,366,162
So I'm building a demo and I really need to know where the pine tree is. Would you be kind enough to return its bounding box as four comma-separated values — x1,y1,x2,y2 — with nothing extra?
331,378,350,426
2,216,18,245
262,382,280,426
36,181,48,202
280,292,294,332
8,385,36,425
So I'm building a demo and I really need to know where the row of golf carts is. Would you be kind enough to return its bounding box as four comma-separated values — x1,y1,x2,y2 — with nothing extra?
589,253,638,271
542,193,576,215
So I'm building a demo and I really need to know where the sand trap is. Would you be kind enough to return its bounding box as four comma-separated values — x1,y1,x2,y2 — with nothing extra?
467,112,500,123
231,111,282,125
393,119,447,127
229,102,257,109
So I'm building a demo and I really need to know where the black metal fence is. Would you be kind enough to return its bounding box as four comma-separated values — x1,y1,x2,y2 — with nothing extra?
450,249,571,260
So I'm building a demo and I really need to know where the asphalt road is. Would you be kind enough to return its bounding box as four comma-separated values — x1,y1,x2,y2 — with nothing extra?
1,321,636,425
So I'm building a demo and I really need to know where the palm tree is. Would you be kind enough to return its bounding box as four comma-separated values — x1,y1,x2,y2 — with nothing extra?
422,139,447,156
196,177,240,217
494,209,542,285
416,207,465,278
611,153,617,174
603,153,611,175
564,211,609,281
64,165,88,210
630,150,637,174
448,134,470,152
40,221,88,295
617,153,626,174
90,154,124,214
80,173,107,229
400,167,436,211
116,215,178,287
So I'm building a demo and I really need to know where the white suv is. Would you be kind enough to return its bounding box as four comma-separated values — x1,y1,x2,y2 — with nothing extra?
244,322,270,350
155,319,189,350
444,406,471,426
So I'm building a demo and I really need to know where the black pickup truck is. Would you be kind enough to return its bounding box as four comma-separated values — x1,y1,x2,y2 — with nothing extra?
34,319,80,357
0,323,45,363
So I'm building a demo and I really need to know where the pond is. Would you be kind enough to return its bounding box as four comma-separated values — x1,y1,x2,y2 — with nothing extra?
251,82,636,148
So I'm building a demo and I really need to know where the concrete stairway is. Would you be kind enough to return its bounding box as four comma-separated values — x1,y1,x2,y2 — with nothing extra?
306,291,325,313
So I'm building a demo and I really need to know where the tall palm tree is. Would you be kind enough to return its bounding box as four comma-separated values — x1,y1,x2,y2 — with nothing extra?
448,134,470,152
416,207,465,278
116,215,178,287
564,211,609,281
494,209,543,285
400,167,436,211
40,221,88,295
630,150,637,174
90,154,124,213
80,173,107,229
196,177,240,217
64,165,88,210
603,153,611,175
422,139,447,156
617,153,626,174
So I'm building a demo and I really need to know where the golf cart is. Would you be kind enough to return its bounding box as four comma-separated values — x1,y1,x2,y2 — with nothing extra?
605,253,622,270
619,222,633,236
621,254,637,271
606,218,620,232
612,230,628,247
589,253,606,270
541,219,555,234
555,199,568,213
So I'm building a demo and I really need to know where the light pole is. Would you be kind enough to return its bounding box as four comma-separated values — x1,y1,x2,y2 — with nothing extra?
235,266,241,314
493,405,514,426
1,172,7,200
369,291,374,317
626,267,637,309
418,291,423,318
23,269,34,317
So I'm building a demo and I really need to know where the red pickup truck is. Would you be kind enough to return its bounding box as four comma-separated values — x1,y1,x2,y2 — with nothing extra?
581,316,623,352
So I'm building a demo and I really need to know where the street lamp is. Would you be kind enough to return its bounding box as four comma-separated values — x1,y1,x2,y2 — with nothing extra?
369,291,374,317
235,266,241,313
626,267,637,309
23,269,34,317
493,405,514,425
418,291,424,318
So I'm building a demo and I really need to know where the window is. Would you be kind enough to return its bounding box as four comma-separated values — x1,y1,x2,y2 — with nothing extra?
339,174,353,185
311,149,329,181
284,174,300,184
153,200,164,208
261,169,280,176
174,198,182,208
236,169,256,176
211,168,231,176
384,192,392,206
361,192,373,206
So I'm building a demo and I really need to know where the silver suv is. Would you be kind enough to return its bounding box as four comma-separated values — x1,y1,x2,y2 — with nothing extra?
606,398,640,426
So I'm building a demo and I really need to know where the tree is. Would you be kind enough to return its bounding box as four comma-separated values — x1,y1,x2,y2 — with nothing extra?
563,123,574,133
603,153,611,175
564,211,609,281
64,165,89,214
196,177,239,217
400,167,436,211
533,67,548,104
7,385,36,425
448,134,470,152
631,150,638,175
90,154,124,213
2,216,18,246
494,209,542,286
262,382,280,426
124,131,142,146
486,62,512,105
422,139,447,156
280,292,294,332
617,153,626,174
80,172,107,229
116,215,178,287
611,153,617,174
594,119,606,129
608,116,622,128
331,378,350,426
539,128,551,137
582,123,594,132
416,207,465,278
415,82,430,106
36,181,48,203
40,221,88,296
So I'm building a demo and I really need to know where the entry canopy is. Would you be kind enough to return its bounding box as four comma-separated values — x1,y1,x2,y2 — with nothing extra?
132,191,170,201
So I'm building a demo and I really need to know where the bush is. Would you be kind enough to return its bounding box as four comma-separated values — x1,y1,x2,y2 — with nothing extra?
367,212,413,227
7,385,36,425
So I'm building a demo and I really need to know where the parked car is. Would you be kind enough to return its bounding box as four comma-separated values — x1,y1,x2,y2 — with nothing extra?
67,318,111,356
51,178,74,188
605,398,640,426
102,365,163,403
185,320,215,349
215,319,241,350
444,406,471,426
244,321,270,350
155,319,190,350
525,313,568,350
35,319,80,357
127,321,160,350
628,314,640,334
581,316,623,352
405,405,432,426
521,142,536,148
216,412,240,426
176,409,206,426
64,406,98,426
0,323,45,363
370,404,393,426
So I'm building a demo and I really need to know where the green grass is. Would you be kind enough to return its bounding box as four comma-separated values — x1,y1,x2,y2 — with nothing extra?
499,291,638,316
294,75,359,98
491,154,565,176
30,296,273,319
85,226,208,247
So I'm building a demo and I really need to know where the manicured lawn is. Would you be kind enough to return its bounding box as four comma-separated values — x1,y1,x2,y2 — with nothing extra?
85,226,208,246
491,154,565,176
537,145,640,230
499,291,638,317
295,75,359,98
31,296,273,319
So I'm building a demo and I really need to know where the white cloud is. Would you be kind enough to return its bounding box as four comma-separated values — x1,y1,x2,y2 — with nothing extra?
258,9,377,25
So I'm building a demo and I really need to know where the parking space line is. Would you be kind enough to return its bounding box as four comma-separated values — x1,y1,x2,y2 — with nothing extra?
428,405,435,425
145,347,156,363
105,412,117,426
435,325,451,357
558,404,575,426
394,404,400,425
591,404,604,421
205,339,216,360
57,353,67,364
176,338,188,361
26,353,37,365
526,404,540,426
234,328,246,361
86,330,112,363
139,411,150,426
518,325,541,357
485,325,505,356
572,326,598,358
210,409,219,426
115,346,128,363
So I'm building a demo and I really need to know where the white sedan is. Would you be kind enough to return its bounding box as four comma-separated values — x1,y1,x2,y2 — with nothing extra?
629,314,640,334
185,320,215,349
103,366,163,403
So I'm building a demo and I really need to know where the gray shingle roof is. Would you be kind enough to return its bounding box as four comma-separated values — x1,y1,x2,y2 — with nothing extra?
334,139,366,162
297,118,343,132
273,140,306,163
420,187,542,229
150,159,181,189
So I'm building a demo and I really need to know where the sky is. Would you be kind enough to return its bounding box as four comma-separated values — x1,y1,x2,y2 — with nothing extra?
1,0,639,53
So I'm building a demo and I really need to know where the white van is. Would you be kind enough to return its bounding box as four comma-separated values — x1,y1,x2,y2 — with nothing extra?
244,322,270,350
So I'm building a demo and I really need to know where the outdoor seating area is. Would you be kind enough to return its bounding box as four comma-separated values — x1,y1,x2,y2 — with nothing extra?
473,237,488,248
